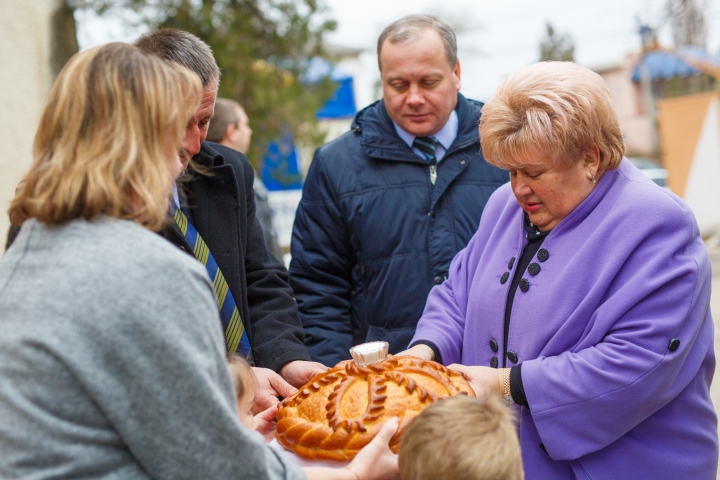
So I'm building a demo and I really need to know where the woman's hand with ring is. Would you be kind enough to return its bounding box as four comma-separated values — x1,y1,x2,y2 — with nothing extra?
447,364,503,397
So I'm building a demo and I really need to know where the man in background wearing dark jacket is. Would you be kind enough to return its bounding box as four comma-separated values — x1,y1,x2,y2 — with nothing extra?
206,97,284,262
290,14,508,367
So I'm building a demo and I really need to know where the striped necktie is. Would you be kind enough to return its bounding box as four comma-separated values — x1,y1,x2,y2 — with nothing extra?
413,136,441,185
172,206,253,361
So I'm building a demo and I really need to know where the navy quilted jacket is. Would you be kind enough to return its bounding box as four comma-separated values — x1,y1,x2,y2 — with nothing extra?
289,94,508,366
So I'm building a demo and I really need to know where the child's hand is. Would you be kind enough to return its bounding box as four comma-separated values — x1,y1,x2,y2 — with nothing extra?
254,404,278,442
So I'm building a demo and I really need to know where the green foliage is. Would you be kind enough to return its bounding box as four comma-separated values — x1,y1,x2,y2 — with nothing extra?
73,0,338,168
539,22,575,62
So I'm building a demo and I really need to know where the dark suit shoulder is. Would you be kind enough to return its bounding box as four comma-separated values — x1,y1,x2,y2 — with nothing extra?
200,141,239,159
198,142,253,176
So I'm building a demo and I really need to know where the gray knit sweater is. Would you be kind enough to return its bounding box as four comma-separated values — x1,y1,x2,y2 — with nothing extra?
0,217,305,480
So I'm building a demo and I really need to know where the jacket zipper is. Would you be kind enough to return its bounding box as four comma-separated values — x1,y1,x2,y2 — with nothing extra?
429,164,437,185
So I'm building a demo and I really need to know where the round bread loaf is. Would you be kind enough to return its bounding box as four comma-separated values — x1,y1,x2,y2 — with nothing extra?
275,355,475,461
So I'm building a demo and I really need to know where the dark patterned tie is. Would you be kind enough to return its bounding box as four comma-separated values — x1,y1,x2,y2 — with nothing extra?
172,205,253,361
413,136,440,184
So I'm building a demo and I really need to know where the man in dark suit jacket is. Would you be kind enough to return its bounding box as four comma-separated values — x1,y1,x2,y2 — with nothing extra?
134,29,325,412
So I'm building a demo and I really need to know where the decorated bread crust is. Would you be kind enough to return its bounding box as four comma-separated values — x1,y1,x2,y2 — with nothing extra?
275,355,475,461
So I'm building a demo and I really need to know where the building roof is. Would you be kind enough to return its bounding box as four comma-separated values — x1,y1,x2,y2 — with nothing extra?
631,46,720,82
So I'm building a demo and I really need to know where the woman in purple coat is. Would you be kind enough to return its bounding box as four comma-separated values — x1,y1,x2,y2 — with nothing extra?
403,62,718,479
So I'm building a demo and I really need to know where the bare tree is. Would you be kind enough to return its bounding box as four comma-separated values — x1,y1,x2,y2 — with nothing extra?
667,0,707,48
539,23,574,62
422,7,485,58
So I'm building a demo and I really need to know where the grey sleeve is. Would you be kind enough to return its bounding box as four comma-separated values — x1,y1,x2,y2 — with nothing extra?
75,256,307,480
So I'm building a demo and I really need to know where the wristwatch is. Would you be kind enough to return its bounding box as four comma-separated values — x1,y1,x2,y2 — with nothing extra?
503,368,514,406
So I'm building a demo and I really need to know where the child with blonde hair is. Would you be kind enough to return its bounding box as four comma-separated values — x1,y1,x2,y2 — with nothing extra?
227,354,283,443
227,355,258,431
399,394,523,480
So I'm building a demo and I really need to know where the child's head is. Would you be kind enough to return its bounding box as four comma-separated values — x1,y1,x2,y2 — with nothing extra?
227,355,256,430
398,394,523,480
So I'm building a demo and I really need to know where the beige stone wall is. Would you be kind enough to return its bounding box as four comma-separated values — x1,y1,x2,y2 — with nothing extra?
0,0,61,255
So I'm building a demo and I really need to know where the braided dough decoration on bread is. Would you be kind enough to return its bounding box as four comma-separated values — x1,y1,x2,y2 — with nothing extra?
275,355,475,461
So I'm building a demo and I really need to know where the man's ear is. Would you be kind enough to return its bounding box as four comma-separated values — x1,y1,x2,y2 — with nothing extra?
224,123,236,143
453,60,461,92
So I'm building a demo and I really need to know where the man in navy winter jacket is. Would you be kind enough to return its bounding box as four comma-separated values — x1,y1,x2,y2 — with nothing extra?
289,14,508,367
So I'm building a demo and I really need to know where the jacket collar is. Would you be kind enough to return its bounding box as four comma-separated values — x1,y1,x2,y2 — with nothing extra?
352,93,482,162
193,141,227,169
178,141,237,222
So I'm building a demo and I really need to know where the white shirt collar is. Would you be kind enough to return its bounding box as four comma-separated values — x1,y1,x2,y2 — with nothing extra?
393,109,459,152
172,183,180,209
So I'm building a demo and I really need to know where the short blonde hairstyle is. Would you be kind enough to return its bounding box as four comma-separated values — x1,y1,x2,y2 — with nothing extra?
9,42,202,231
399,394,524,480
227,354,254,402
480,61,624,171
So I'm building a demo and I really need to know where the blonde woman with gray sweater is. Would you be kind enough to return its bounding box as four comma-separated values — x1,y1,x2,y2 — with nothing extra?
0,42,398,480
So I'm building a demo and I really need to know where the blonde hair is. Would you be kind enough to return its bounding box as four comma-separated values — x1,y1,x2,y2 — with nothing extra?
227,354,254,402
399,394,524,480
9,42,202,231
479,61,624,172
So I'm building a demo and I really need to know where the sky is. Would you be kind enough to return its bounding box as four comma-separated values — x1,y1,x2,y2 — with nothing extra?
76,0,720,102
